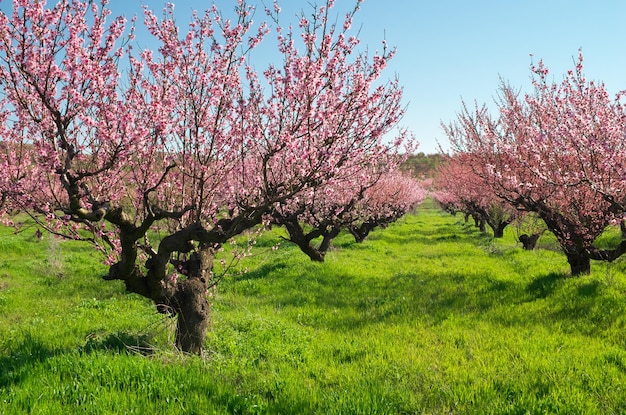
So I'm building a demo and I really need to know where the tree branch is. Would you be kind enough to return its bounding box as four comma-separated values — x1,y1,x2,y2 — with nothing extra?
587,241,626,262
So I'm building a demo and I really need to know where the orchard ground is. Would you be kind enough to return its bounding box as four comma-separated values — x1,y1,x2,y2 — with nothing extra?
2,200,626,414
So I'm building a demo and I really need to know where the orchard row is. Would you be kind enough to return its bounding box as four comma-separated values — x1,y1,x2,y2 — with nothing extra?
434,51,626,276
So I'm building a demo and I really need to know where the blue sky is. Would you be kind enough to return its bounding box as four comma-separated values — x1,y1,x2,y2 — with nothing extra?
360,0,626,153
4,1,626,153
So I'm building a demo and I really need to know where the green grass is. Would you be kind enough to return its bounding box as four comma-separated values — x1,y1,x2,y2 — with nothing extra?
3,202,626,414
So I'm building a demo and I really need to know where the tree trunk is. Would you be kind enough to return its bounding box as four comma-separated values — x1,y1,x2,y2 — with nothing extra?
490,221,508,238
486,215,511,238
279,216,326,262
349,226,367,243
349,221,377,243
565,250,591,276
318,225,341,254
538,215,592,277
519,233,540,250
171,245,213,354
295,240,325,262
473,215,486,233
104,212,270,355
173,277,210,354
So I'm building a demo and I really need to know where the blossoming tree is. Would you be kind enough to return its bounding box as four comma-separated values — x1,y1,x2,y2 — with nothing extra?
347,170,427,243
445,53,626,275
434,155,517,237
271,165,425,261
0,0,409,352
260,0,409,261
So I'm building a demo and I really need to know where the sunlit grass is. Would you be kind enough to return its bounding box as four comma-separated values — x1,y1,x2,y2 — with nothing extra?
3,203,626,413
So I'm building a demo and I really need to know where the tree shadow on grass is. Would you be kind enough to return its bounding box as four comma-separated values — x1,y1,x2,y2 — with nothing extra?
0,332,55,389
577,280,600,297
519,272,626,336
264,268,528,331
281,267,613,333
526,272,564,299
79,331,155,355
235,239,618,336
0,330,155,391
525,273,602,301
235,261,288,283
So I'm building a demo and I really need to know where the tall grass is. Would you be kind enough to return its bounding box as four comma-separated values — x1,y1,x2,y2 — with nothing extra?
2,201,626,414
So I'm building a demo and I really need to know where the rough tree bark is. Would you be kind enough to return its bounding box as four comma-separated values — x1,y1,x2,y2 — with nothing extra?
537,213,594,277
170,245,213,354
318,226,341,255
473,204,512,238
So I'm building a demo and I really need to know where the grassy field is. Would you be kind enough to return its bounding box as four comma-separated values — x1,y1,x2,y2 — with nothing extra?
2,201,626,414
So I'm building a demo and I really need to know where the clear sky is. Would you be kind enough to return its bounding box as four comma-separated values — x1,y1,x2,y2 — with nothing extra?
353,0,626,154
4,1,626,154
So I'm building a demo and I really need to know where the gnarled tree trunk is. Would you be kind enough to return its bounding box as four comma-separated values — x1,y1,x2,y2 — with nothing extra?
489,221,508,238
104,211,267,355
349,220,377,243
274,213,341,262
169,277,210,353
317,225,341,255
565,250,591,276
169,245,213,354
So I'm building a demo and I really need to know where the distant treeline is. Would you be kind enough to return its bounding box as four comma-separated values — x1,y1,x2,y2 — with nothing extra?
401,152,443,178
